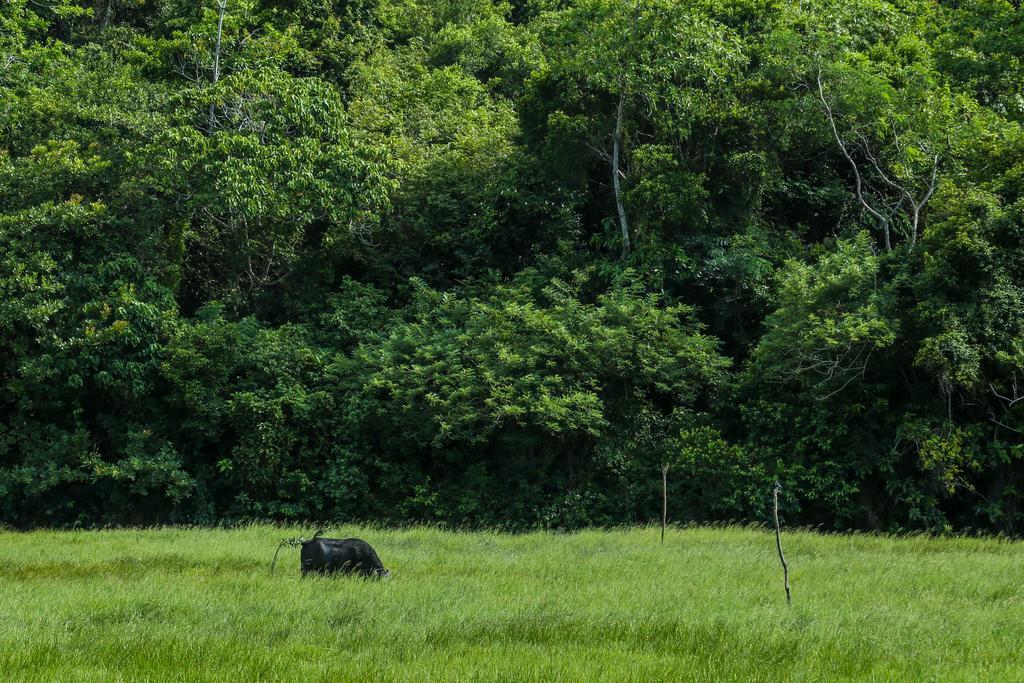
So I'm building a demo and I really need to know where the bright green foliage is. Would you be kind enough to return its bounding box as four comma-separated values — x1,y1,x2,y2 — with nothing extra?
1,0,1023,531
752,233,897,400
147,69,394,307
360,275,727,524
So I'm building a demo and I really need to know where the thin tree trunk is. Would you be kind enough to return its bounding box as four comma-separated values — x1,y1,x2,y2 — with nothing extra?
773,482,791,604
612,92,630,259
208,0,227,132
661,463,669,544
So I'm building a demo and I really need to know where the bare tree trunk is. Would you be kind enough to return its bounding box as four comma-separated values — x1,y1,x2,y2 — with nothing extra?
612,92,630,259
208,0,227,133
661,463,669,544
773,482,791,604
816,71,941,253
907,156,940,251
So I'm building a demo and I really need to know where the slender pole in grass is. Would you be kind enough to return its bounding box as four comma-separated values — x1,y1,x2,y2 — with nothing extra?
773,481,791,604
661,463,670,543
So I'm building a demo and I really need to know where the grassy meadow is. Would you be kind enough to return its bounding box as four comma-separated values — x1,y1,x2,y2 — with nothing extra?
1,524,1022,681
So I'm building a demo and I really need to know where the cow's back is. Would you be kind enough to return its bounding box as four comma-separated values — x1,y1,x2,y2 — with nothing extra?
300,537,385,576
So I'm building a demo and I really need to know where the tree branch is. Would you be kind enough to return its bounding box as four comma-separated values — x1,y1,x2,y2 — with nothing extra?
817,71,892,251
208,0,227,134
612,91,630,259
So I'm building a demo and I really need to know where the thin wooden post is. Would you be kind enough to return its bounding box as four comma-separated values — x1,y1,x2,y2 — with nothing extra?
773,481,791,604
661,463,669,543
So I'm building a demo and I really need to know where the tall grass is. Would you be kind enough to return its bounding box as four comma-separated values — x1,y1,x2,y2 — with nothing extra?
1,524,1022,681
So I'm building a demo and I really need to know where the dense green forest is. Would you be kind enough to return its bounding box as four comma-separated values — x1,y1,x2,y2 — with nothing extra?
1,0,1022,531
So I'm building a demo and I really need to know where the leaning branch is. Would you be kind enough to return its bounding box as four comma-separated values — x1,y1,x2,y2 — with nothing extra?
817,71,892,251
991,377,1023,407
817,71,943,251
857,136,941,250
773,482,791,604
990,416,1024,435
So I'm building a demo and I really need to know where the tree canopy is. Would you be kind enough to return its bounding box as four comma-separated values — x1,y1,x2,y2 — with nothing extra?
1,0,1022,532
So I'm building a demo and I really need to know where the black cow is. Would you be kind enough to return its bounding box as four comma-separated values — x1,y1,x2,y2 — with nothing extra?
300,535,390,578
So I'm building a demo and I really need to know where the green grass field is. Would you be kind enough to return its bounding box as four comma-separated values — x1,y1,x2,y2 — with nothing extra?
1,524,1022,681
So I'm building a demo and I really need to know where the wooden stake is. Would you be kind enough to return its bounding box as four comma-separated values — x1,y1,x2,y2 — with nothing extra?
661,463,669,543
773,481,791,604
